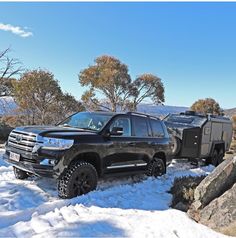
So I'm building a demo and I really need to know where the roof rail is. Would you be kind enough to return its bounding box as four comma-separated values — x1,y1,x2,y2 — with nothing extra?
126,111,160,120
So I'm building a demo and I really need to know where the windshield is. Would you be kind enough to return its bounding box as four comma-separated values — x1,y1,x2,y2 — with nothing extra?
58,112,113,131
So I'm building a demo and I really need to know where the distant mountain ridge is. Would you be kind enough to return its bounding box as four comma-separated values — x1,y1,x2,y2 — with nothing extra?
0,97,188,118
224,108,236,117
0,96,17,116
2,96,234,118
137,104,188,117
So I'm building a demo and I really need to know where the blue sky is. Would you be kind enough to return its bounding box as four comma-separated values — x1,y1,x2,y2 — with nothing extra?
0,2,235,108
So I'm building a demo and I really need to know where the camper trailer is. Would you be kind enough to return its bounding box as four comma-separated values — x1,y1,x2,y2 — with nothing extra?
164,111,233,166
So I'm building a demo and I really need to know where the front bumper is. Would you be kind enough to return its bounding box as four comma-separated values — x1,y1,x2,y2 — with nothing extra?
4,153,54,177
3,145,63,178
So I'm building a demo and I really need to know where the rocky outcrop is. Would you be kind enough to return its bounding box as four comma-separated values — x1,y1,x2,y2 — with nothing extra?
198,183,236,234
188,156,236,236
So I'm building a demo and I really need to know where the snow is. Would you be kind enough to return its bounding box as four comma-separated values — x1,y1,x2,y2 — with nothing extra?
0,149,231,238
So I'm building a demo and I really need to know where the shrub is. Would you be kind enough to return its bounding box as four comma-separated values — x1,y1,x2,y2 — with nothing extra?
170,175,206,209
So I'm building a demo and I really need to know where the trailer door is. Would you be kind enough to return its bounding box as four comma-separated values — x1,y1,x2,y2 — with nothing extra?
181,127,201,158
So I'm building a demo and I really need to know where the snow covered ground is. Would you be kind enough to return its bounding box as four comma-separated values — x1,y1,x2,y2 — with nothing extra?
0,149,231,238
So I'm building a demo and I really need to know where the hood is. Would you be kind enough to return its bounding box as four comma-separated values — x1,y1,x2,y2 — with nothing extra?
14,125,97,138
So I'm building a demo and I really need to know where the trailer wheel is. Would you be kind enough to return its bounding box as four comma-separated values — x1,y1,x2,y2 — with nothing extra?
212,150,219,166
218,149,225,164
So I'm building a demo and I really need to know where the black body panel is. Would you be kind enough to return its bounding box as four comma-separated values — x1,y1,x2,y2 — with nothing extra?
180,127,201,158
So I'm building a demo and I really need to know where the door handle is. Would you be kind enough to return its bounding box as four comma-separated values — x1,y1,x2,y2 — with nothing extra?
128,142,135,146
150,142,158,146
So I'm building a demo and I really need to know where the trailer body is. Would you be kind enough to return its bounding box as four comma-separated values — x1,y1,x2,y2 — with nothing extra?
164,112,233,161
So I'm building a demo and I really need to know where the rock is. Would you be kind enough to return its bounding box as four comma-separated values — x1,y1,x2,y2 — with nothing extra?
198,183,236,235
192,157,236,210
174,202,188,212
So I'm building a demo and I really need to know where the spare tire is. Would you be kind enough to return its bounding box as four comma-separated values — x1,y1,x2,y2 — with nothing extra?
171,136,182,156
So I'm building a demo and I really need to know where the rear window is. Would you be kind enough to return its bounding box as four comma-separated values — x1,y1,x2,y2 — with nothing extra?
133,116,149,137
150,119,165,137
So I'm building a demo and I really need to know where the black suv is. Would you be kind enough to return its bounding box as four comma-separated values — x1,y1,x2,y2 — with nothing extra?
3,111,173,198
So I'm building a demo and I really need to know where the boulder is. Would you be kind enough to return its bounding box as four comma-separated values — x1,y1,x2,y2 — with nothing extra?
191,156,236,211
198,183,236,235
188,156,236,236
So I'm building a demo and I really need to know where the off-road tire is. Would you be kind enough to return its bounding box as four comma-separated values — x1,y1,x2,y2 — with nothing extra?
217,149,225,164
146,158,166,177
208,149,219,167
172,137,181,156
58,161,98,199
13,166,29,180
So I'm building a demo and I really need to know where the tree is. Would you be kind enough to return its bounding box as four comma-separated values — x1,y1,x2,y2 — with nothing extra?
13,69,84,125
0,77,17,96
129,73,165,111
191,98,222,115
79,55,132,112
51,92,85,123
0,48,22,82
232,115,236,140
79,55,165,112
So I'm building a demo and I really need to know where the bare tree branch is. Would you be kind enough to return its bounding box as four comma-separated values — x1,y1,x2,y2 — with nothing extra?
0,48,23,82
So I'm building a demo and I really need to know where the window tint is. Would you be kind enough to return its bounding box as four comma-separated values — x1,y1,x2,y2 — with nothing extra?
133,117,149,137
110,117,131,137
150,119,165,137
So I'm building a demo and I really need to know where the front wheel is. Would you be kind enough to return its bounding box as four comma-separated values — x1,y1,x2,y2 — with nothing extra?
58,161,98,199
13,167,29,180
146,158,166,177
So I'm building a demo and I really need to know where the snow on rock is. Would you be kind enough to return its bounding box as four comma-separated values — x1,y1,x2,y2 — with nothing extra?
0,149,230,238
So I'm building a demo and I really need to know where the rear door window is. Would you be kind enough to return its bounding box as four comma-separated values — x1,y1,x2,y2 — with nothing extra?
150,119,165,137
132,116,149,137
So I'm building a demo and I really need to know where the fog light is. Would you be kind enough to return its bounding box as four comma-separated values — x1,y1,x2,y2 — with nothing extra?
40,158,56,166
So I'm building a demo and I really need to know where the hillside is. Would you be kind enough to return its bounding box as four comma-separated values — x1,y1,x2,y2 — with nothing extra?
0,96,17,116
0,97,188,118
224,108,236,117
137,104,188,117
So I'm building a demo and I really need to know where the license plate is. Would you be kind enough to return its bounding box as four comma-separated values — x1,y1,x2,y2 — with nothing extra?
10,152,20,162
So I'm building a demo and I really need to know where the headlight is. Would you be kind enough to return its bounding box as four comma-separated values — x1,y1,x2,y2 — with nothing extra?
40,137,74,150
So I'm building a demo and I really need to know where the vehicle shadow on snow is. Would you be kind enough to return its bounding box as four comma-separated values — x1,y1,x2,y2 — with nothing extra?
45,220,127,237
0,181,48,213
45,160,213,212
2,159,213,214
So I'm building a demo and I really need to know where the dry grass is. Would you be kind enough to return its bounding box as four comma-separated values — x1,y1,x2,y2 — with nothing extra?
170,175,206,209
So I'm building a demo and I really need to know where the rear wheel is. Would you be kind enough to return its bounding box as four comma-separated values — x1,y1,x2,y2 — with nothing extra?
146,158,166,177
58,161,98,199
13,167,29,180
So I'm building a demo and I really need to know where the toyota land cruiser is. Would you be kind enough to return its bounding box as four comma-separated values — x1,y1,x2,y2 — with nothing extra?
3,111,173,198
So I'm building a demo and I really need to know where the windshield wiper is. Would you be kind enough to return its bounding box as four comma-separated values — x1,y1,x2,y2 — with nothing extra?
79,127,98,132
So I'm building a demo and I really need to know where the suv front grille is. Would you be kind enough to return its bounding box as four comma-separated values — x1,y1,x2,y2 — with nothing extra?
8,130,37,152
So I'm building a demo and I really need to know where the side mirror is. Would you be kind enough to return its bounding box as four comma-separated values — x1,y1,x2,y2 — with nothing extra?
110,127,123,136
